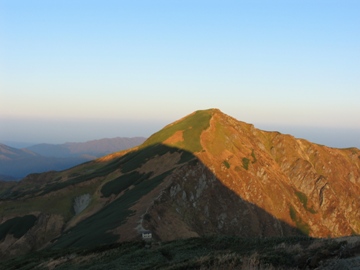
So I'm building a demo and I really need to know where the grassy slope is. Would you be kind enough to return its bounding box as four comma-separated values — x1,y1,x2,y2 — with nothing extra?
50,144,187,249
142,109,213,153
51,170,173,249
0,118,203,252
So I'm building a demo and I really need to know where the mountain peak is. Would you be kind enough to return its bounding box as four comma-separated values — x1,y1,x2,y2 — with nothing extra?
141,108,252,154
1,109,360,259
139,108,360,237
142,109,216,153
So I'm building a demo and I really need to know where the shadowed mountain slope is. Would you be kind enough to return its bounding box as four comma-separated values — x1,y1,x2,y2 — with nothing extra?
0,108,359,259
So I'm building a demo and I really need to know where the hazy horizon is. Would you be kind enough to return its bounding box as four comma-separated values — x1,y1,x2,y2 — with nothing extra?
1,1,359,149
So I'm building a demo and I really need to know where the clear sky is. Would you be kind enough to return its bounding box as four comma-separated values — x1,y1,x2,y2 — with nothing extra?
1,0,359,148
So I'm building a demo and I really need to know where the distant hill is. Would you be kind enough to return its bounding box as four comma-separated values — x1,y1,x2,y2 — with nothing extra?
0,137,146,180
26,137,146,158
0,109,359,261
0,143,92,180
0,143,40,160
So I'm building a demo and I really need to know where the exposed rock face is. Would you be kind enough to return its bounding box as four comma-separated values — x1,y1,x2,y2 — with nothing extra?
73,194,91,215
0,108,359,258
145,160,300,241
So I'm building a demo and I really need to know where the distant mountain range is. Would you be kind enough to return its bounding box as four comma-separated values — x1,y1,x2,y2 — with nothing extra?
27,137,146,158
0,108,359,262
0,137,146,180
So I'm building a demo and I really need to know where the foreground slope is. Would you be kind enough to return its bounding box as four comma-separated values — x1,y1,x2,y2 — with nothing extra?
0,109,359,258
4,235,360,269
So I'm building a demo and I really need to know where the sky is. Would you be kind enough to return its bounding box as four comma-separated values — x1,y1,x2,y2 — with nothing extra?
1,0,359,148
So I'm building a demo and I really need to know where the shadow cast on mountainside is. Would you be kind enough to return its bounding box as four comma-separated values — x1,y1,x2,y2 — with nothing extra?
49,143,304,249
142,144,304,240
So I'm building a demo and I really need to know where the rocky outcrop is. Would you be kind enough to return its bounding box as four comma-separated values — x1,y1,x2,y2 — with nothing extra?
73,194,91,215
145,160,301,241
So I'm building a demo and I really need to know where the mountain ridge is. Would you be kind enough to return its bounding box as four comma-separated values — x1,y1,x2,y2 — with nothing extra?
0,108,359,259
0,143,40,161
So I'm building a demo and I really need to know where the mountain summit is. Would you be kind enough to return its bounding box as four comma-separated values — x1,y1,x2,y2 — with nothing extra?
0,109,359,258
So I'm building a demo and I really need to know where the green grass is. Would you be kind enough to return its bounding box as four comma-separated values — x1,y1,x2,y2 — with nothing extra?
241,150,256,170
295,191,317,214
251,149,257,163
223,160,230,169
289,205,311,235
142,109,212,153
242,158,250,170
295,191,308,207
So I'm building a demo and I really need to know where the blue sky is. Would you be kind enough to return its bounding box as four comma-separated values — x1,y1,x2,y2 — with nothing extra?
0,0,359,147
